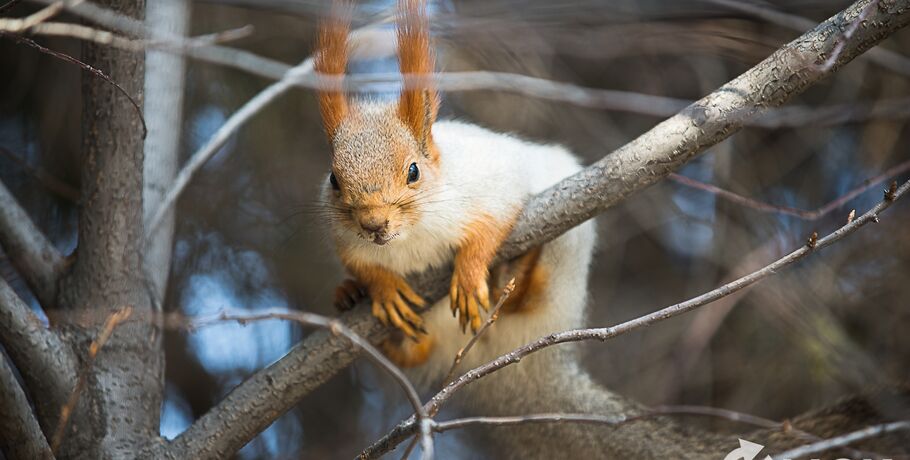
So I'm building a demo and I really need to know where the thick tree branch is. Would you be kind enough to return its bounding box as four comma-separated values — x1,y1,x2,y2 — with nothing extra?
0,277,77,440
0,354,54,460
157,1,910,458
0,178,65,307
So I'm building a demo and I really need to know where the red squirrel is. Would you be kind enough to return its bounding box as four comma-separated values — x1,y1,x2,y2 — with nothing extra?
317,0,597,448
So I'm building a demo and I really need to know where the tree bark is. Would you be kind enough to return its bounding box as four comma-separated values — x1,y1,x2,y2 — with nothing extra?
142,0,187,303
0,354,55,460
52,0,164,456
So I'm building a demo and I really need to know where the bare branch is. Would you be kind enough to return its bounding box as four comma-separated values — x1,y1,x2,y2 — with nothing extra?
0,355,55,460
707,0,910,76
361,179,910,458
669,158,910,221
144,15,397,238
156,309,434,459
0,32,147,137
429,404,792,434
21,0,910,127
0,1,62,32
0,277,76,440
0,12,253,51
0,178,65,308
144,58,313,237
772,421,910,460
0,147,80,202
161,1,910,458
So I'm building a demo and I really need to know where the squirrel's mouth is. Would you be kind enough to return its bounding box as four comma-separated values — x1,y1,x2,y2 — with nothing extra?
370,233,398,246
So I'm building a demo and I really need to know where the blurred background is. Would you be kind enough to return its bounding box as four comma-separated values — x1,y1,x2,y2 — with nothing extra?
1,0,909,458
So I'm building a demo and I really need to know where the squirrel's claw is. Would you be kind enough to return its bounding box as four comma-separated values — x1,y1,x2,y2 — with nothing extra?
334,279,366,312
370,291,425,340
450,272,490,334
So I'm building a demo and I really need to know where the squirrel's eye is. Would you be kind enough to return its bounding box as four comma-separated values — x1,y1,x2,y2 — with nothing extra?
407,163,420,184
329,172,339,191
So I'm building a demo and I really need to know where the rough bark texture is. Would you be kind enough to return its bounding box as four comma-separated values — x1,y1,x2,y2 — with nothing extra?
52,0,164,457
142,0,187,303
0,277,76,443
0,178,64,308
160,1,910,458
0,353,55,460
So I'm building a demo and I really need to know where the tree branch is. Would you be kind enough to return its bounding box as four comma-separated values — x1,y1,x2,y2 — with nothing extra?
0,354,55,460
0,178,65,307
668,157,910,221
707,0,910,76
0,276,76,439
157,1,910,458
772,421,910,460
144,58,313,237
362,178,910,459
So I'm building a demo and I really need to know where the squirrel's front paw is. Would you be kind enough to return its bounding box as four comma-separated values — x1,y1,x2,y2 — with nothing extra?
369,277,426,339
334,279,366,312
450,268,490,334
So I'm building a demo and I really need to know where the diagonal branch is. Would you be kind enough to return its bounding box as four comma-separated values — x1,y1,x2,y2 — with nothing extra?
0,178,65,308
668,157,910,221
158,1,910,459
771,421,910,459
0,354,55,460
0,276,76,439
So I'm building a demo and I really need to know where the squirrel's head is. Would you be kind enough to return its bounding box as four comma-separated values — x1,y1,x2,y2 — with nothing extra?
316,0,439,246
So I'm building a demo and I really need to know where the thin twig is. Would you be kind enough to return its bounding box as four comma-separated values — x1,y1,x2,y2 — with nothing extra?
189,309,435,460
816,0,880,72
706,0,910,76
0,33,147,137
772,421,910,460
0,0,23,14
668,158,910,221
0,21,254,51
143,58,312,237
50,306,133,455
143,14,392,238
0,1,63,33
440,278,515,387
359,178,910,459
0,146,80,202
19,0,910,127
399,436,418,460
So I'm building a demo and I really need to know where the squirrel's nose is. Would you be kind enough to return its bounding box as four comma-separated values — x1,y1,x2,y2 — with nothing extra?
359,218,387,234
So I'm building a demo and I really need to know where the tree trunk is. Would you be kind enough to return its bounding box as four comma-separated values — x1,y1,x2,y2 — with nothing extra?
52,0,164,456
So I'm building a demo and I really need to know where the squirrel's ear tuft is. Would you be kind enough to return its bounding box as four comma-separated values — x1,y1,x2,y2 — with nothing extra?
315,2,352,143
397,0,438,155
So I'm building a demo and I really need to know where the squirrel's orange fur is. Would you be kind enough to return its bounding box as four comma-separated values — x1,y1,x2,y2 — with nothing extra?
397,0,439,151
314,2,351,140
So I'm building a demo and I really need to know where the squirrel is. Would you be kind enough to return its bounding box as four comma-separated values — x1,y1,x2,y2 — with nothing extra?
314,2,910,459
315,0,604,457
313,1,733,458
